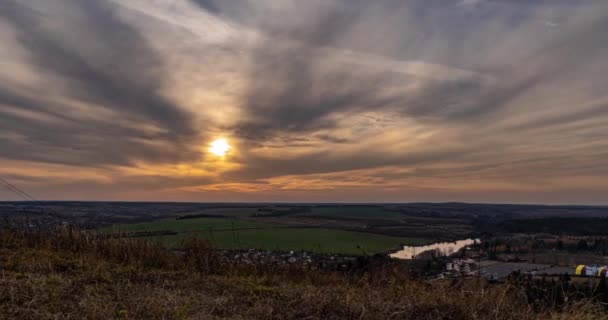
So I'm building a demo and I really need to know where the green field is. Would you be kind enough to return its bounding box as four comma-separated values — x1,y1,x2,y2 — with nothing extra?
303,206,403,219
181,207,261,217
101,217,427,254
149,229,427,254
100,217,276,233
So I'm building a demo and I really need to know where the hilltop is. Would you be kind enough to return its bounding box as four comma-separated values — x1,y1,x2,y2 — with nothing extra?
1,228,607,320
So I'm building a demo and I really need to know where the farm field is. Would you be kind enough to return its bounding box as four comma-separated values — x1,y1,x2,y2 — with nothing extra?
300,206,403,219
101,217,429,254
153,228,427,254
183,207,261,217
100,217,277,233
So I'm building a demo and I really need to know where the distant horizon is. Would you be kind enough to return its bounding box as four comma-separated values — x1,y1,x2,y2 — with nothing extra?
1,200,607,207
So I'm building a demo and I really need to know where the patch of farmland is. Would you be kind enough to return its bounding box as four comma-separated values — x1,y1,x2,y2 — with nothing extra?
299,206,402,219
100,217,279,234
148,228,429,255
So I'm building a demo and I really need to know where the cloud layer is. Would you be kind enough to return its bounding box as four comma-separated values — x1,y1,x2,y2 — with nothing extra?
0,0,607,204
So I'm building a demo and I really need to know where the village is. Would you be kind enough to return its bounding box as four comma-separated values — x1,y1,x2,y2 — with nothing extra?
432,243,608,285
218,249,385,272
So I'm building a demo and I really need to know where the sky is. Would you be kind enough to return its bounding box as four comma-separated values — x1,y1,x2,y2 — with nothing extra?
0,0,607,204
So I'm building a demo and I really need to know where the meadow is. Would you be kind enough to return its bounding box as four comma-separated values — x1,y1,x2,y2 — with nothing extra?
101,217,276,233
148,228,427,254
302,206,403,219
101,217,428,254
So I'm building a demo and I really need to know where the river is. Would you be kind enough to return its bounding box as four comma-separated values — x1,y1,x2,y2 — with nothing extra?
390,238,479,260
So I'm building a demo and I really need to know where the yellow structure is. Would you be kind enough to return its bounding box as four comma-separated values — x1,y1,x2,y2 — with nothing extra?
575,265,586,276
575,265,608,277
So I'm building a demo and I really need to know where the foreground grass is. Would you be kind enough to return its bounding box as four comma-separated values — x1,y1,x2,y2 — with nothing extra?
1,228,607,320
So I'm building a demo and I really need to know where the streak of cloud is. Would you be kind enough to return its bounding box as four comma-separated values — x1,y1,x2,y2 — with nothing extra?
0,0,198,167
0,0,606,204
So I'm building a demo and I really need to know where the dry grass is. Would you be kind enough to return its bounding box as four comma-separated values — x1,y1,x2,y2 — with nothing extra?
1,228,607,320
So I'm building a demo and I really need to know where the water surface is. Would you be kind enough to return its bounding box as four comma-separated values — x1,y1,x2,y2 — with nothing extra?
390,239,479,260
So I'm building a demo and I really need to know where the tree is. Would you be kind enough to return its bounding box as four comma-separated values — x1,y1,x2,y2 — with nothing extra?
577,239,589,251
594,276,608,303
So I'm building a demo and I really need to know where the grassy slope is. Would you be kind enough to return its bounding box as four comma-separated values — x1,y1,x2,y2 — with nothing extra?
1,230,605,320
102,217,428,254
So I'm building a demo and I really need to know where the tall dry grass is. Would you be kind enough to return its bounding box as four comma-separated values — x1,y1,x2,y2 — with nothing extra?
1,227,607,319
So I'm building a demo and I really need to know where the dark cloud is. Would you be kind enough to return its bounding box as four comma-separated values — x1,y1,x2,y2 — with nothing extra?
232,44,408,140
196,1,408,140
486,0,598,5
222,0,608,141
226,144,476,182
190,0,221,14
507,102,608,133
0,0,197,166
0,0,607,202
315,134,350,144
187,1,608,201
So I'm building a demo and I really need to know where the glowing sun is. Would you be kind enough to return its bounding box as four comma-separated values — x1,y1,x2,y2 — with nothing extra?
209,138,231,157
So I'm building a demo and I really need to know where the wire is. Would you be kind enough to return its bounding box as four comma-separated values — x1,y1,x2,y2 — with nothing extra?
0,183,30,201
0,178,33,200
0,179,28,200
0,177,36,201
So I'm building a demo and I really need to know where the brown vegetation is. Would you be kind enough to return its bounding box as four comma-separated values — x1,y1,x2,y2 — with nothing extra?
1,228,607,320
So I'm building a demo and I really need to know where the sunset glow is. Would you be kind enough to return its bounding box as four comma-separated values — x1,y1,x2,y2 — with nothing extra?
209,138,231,157
0,0,607,204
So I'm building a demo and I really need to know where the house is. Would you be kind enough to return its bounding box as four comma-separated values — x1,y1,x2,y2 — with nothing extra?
576,265,586,276
585,266,598,277
575,265,608,277
446,258,477,274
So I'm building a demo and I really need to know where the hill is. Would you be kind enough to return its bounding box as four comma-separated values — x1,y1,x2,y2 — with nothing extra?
1,228,607,320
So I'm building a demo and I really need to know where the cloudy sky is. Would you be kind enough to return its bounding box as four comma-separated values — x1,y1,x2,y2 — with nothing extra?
0,0,607,204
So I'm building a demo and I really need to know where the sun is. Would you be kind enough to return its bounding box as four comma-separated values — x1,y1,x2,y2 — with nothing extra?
209,138,231,157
